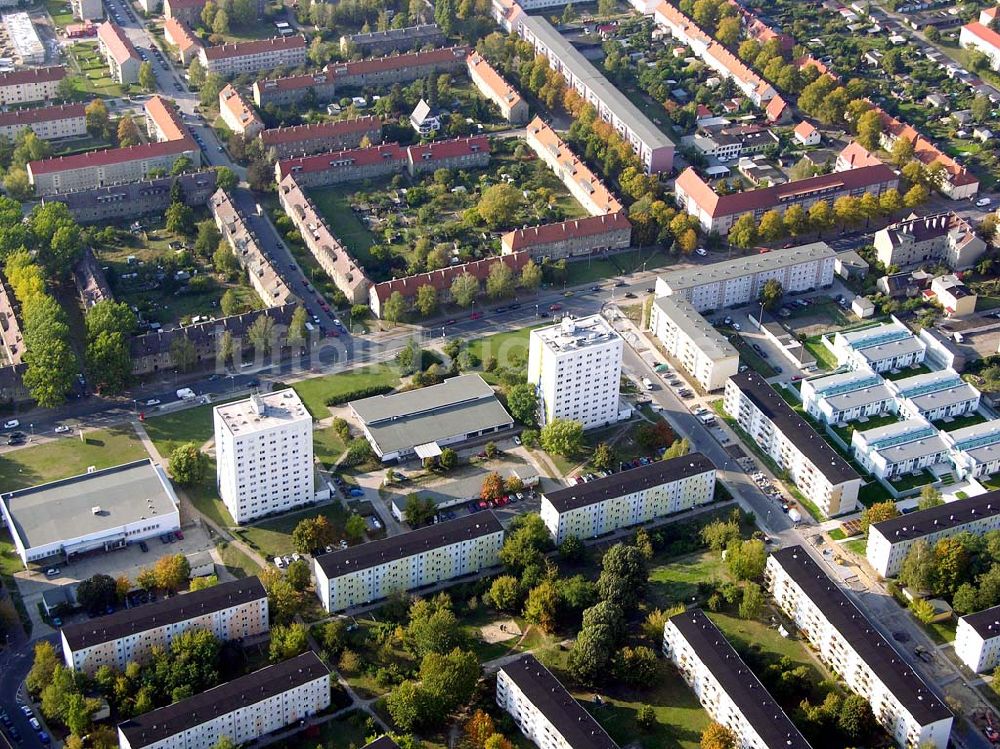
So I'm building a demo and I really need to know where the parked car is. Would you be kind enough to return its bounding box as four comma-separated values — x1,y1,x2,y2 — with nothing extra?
513,435,521,445
44,568,59,577
144,399,161,407
28,719,40,731
3,419,19,429
53,425,71,434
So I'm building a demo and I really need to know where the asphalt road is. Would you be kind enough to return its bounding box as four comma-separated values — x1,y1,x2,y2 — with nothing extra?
0,634,58,749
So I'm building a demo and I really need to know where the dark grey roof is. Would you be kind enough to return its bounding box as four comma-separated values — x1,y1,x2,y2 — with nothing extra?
130,305,295,359
363,739,401,749
960,604,1000,640
117,652,329,748
314,512,502,578
500,654,619,749
668,609,813,749
62,577,266,650
870,489,1000,543
771,546,951,726
542,453,715,513
729,371,860,484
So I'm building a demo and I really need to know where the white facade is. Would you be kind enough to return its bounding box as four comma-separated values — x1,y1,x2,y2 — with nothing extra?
767,547,953,749
946,419,1000,479
955,606,1000,673
3,13,44,64
214,390,314,525
540,453,716,544
799,367,894,425
831,320,927,373
313,513,504,612
887,369,981,422
865,490,1000,578
649,296,739,392
654,242,836,312
724,372,861,517
528,315,623,431
873,212,987,271
850,418,950,480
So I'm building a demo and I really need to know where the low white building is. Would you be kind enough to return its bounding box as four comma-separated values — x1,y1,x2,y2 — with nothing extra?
767,546,953,748
799,367,894,425
649,296,739,392
831,320,926,373
663,609,812,749
946,419,1000,479
540,453,716,544
61,577,267,675
0,459,180,567
955,605,1000,673
496,654,620,749
887,369,980,422
3,13,44,64
865,489,1000,577
117,652,330,749
851,417,950,480
724,371,862,517
313,512,503,612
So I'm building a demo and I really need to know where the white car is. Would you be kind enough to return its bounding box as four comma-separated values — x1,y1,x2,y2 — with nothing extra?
513,435,522,445
732,322,742,331
274,556,285,568
53,425,71,434
3,419,19,429
695,248,708,256
45,568,60,577
144,398,161,407
976,197,992,207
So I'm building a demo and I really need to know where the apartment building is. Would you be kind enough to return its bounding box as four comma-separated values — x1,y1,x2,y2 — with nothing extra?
61,577,267,674
663,609,813,749
654,242,836,312
851,417,951,480
674,165,899,235
527,315,623,431
5,12,45,64
313,512,504,612
340,23,443,56
946,419,1000,480
500,213,632,260
214,390,313,524
865,490,1000,577
71,0,103,21
219,84,264,139
163,18,201,64
163,0,205,25
887,369,981,422
253,46,468,107
513,14,674,173
929,274,977,317
368,252,530,318
97,22,141,84
540,453,716,544
831,320,927,374
800,367,894,425
960,20,1000,71
467,52,529,125
260,117,381,159
724,370,861,517
496,654,620,749
767,546,953,748
200,35,307,77
276,176,371,303
649,296,739,392
0,103,86,142
874,212,986,271
117,652,330,749
955,605,1000,673
0,66,66,106
43,169,218,224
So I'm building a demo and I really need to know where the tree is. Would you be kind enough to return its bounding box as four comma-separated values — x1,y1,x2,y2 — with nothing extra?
194,219,222,258
489,575,521,612
716,15,740,46
486,261,516,299
27,641,60,695
385,680,434,732
597,542,648,612
592,442,615,471
189,575,219,591
615,645,659,687
972,94,992,123
879,187,903,215
214,244,239,277
663,438,690,460
117,116,142,146
701,721,736,749
414,284,437,317
76,574,119,616
500,513,553,573
904,183,929,208
291,515,335,554
137,567,157,591
465,710,497,749
860,500,900,535
248,315,275,355
382,290,406,324
139,61,157,92
283,559,309,591
404,493,436,527
808,200,833,233
637,704,657,730
728,213,757,249
287,305,308,349
345,513,367,544
759,279,784,310
481,471,504,503
833,195,861,228
899,539,935,592
520,259,542,290
215,166,238,191
738,581,764,619
212,7,230,33
153,553,190,592
540,418,584,456
890,137,914,167
439,447,457,471
86,329,132,394
165,202,195,236
3,167,32,200
269,623,309,662
450,272,479,307
478,183,521,229
168,442,208,486
85,99,110,138
856,110,883,150
758,210,784,242
726,539,766,580
568,621,614,685
406,597,463,657
838,693,876,742
524,579,560,632
783,204,807,236
918,485,943,510
506,382,538,425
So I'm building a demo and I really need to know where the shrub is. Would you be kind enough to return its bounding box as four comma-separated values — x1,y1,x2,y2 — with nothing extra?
325,384,394,407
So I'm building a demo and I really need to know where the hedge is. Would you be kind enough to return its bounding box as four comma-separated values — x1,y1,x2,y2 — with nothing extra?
324,384,395,407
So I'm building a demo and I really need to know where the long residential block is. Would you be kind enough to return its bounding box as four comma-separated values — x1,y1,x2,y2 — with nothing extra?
199,35,307,77
496,654,619,749
61,577,267,674
767,546,953,748
663,609,813,749
340,23,443,56
467,52,528,125
955,605,1000,674
724,370,861,517
654,242,836,312
650,296,739,392
260,117,382,159
117,652,330,749
313,512,504,612
0,66,66,106
874,212,986,271
799,367,894,425
512,14,674,173
0,103,86,142
540,453,716,544
866,489,1000,577
500,213,631,260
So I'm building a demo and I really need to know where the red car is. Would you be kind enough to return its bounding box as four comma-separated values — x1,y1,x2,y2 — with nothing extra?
549,303,562,311
470,311,483,320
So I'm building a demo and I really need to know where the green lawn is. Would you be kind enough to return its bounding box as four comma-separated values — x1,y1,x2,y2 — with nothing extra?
936,412,987,431
45,0,75,27
803,337,840,371
859,480,893,506
926,619,957,645
0,529,31,632
291,364,400,418
144,400,235,457
313,425,347,469
889,469,933,492
833,413,900,444
216,541,262,578
236,502,349,558
844,538,867,556
563,248,670,286
828,528,848,541
709,610,821,675
306,186,378,268
647,550,726,609
466,325,546,377
883,364,932,381
0,426,146,491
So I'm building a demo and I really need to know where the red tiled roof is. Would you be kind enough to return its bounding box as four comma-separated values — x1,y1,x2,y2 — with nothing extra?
502,213,631,251
260,117,380,146
794,121,816,138
0,65,65,87
219,84,261,129
145,95,187,141
98,22,140,65
765,95,788,121
0,103,85,128
407,135,489,162
371,252,531,303
962,21,1000,51
202,35,305,60
467,53,523,110
28,138,194,175
163,18,200,52
837,141,882,169
276,143,407,178
873,104,979,188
